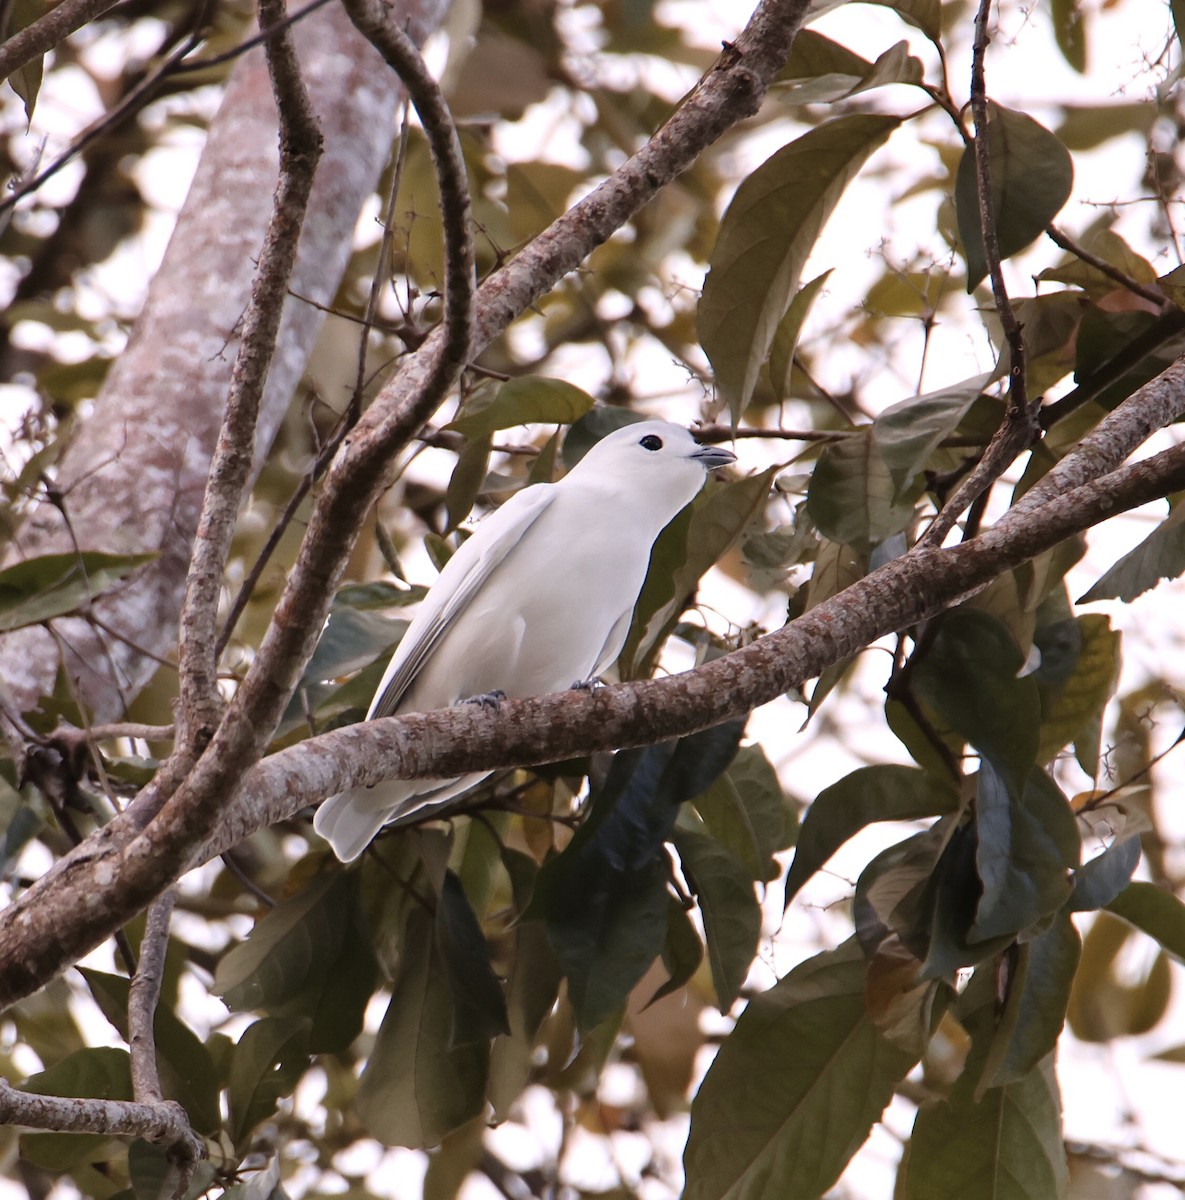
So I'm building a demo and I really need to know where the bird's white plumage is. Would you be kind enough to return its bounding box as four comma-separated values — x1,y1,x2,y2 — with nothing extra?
314,419,735,861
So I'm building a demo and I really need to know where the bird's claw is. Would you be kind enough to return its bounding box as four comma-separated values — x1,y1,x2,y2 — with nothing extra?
569,677,602,692
463,689,506,711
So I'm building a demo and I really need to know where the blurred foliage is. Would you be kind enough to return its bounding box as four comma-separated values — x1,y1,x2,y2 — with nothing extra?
2,1,1185,1199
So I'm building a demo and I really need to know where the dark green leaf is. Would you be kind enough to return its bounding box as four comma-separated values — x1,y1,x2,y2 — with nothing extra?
435,870,511,1045
0,550,157,633
302,607,406,683
806,430,918,551
560,407,645,468
774,38,922,105
649,897,705,1006
227,1017,310,1147
671,826,760,1011
6,0,45,123
1106,881,1185,963
683,938,918,1200
357,908,488,1147
1036,615,1122,769
448,376,596,439
699,114,901,421
786,765,958,905
912,608,1040,798
979,911,1081,1090
971,765,1079,942
1079,496,1185,604
331,580,427,610
901,984,1067,1199
956,103,1073,289
22,1045,131,1100
1070,832,1142,912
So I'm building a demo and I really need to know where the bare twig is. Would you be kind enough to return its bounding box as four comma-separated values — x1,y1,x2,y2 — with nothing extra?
129,890,175,1105
176,0,323,745
1045,224,1167,308
919,0,1037,548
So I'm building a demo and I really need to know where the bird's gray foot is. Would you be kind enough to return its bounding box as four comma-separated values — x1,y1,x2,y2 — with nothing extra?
463,689,506,710
569,677,602,692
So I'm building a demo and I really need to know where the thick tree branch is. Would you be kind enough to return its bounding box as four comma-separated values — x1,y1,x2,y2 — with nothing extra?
0,0,119,87
177,0,323,744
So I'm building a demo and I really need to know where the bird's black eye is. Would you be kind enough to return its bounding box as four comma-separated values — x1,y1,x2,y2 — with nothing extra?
639,434,663,451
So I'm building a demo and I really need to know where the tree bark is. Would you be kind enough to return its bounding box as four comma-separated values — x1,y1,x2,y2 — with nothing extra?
0,0,448,722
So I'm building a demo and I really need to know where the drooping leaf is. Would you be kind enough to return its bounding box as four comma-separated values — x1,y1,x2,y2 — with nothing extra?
768,272,831,400
1052,0,1087,71
683,938,919,1200
786,764,959,905
774,33,922,106
214,873,377,1054
227,1017,310,1147
444,434,492,532
956,103,1074,289
1036,614,1119,764
0,550,157,633
871,373,993,500
6,0,45,123
901,979,1068,1199
357,907,488,1148
1079,495,1185,604
447,376,596,438
649,897,706,1006
301,607,406,683
560,407,645,468
434,870,510,1045
971,765,1079,942
1106,881,1185,963
671,826,761,1011
531,723,744,1029
977,911,1081,1091
912,608,1040,798
699,114,902,421
1069,831,1142,912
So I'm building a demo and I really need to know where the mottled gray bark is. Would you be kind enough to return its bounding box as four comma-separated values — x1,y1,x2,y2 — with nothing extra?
0,0,448,722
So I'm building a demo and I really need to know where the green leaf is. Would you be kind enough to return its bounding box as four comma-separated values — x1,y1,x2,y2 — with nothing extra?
1052,0,1087,72
971,765,1079,942
671,826,761,1011
1106,881,1185,963
227,1016,310,1147
786,765,958,905
357,907,488,1147
1079,495,1185,603
956,103,1074,290
979,911,1081,1091
683,938,919,1200
214,873,377,1054
699,114,902,421
805,430,918,551
434,870,511,1045
302,607,406,683
448,376,596,439
560,407,644,468
79,970,221,1134
6,0,45,123
1036,614,1120,764
774,36,923,105
901,993,1067,1199
1070,832,1142,912
444,434,492,533
912,608,1040,798
533,724,744,1030
768,272,831,401
0,550,157,633
650,897,706,1005
623,467,777,677
871,373,993,500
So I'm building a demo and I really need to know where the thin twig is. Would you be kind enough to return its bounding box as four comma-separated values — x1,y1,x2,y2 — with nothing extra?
918,0,1036,547
171,0,335,73
129,890,175,1105
176,0,323,745
1045,224,1167,308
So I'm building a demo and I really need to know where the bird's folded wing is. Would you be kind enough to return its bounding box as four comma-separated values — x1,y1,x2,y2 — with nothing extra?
367,483,558,719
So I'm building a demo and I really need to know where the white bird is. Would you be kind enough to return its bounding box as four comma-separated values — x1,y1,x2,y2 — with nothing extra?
314,419,737,862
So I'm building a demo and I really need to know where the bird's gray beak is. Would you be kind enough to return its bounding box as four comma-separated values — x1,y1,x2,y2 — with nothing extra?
691,443,737,470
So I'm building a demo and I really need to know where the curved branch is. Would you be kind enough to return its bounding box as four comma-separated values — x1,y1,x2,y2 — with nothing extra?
176,0,324,742
0,0,119,87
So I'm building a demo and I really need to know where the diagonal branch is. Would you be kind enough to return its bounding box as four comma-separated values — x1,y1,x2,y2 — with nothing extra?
0,0,120,87
175,0,324,745
129,890,175,1105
